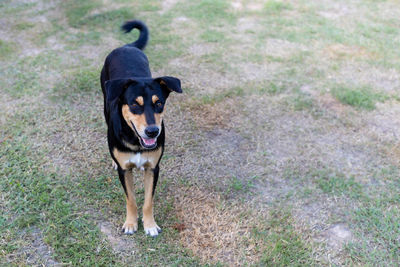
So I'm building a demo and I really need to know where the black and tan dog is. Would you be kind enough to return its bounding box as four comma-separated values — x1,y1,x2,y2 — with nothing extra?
100,20,182,236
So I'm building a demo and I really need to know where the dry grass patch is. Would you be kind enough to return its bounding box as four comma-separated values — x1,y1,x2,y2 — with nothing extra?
173,186,260,265
323,43,376,60
187,97,243,130
334,63,400,93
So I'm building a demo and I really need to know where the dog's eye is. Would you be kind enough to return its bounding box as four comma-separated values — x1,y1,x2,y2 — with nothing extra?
131,103,138,108
156,101,163,108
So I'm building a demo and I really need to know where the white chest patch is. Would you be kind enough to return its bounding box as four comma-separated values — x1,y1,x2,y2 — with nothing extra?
113,147,162,171
126,153,153,170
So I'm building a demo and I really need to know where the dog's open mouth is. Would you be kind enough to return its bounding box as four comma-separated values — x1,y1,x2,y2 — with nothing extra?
130,121,158,149
140,137,157,149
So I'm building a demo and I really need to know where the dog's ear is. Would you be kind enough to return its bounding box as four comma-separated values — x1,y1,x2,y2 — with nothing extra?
105,78,135,137
108,98,122,137
105,79,136,102
155,76,182,94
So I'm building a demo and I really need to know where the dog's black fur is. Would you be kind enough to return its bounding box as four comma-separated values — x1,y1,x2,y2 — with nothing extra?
100,20,182,236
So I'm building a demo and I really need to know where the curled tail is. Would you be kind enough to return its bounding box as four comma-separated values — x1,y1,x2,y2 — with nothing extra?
121,20,149,50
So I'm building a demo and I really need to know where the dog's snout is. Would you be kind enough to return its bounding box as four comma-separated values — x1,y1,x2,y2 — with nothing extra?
145,126,159,138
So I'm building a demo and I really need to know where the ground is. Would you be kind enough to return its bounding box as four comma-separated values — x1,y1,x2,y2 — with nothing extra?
1,0,400,266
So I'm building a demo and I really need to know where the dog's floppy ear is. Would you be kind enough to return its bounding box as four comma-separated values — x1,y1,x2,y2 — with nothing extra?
155,76,182,94
108,98,122,137
105,79,136,102
105,78,135,138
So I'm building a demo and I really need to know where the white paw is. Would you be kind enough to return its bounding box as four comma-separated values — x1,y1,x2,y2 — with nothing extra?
112,159,118,170
122,222,137,235
144,225,162,237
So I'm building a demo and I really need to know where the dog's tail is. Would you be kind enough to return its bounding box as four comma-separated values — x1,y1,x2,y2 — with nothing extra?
121,20,149,50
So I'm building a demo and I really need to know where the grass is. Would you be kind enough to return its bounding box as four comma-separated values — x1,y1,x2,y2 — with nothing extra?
0,131,117,265
310,169,363,198
2,0,400,265
52,67,100,101
252,210,316,266
78,9,135,28
0,40,15,60
348,202,400,265
183,0,236,25
331,85,387,110
264,0,292,13
62,0,102,28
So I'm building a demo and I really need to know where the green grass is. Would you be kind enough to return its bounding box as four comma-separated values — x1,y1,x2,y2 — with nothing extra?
311,170,363,198
183,0,236,25
62,0,102,28
1,64,39,97
0,40,15,60
14,22,35,31
200,30,226,43
52,67,100,101
348,202,400,265
0,106,204,266
331,85,387,110
78,8,134,28
264,0,292,13
252,209,316,266
0,134,117,265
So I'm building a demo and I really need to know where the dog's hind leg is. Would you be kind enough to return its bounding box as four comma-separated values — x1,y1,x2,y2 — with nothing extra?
118,168,138,234
142,166,161,236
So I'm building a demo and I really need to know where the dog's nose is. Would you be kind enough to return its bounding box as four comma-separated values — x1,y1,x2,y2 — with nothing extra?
145,126,159,138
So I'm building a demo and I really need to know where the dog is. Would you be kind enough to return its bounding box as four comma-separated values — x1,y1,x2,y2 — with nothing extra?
100,20,182,236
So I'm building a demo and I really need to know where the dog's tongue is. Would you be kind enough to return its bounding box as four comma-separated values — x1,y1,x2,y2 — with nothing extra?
143,138,156,146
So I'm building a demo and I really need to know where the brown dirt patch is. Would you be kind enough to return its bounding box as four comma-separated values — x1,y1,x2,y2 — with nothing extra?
264,38,309,59
159,0,179,14
362,101,400,165
99,221,136,255
188,43,216,57
317,2,354,20
188,98,242,130
10,227,59,266
334,63,400,93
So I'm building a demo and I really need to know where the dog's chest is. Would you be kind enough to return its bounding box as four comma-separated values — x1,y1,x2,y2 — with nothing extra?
113,148,162,170
128,153,150,169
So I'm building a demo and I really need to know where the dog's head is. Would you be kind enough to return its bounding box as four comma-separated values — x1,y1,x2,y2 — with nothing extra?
105,77,182,149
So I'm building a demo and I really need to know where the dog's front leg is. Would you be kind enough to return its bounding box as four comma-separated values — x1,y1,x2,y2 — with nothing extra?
142,165,161,236
119,168,138,234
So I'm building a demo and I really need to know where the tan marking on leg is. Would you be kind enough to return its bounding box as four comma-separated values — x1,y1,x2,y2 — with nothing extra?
135,96,144,106
142,168,160,236
122,170,138,234
152,95,159,104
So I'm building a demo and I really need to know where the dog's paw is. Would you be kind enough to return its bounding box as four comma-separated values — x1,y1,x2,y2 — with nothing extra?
122,221,138,235
144,225,162,237
112,159,118,170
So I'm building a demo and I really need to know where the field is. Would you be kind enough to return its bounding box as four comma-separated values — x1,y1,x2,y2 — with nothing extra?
1,0,400,265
